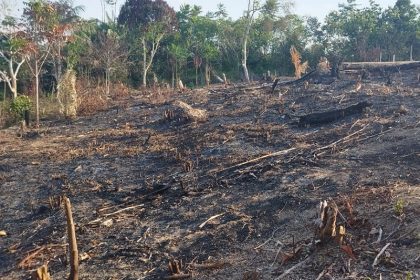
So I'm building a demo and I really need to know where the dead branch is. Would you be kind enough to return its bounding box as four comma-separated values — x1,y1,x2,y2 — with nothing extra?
216,147,296,175
275,256,311,279
18,244,67,269
272,70,317,93
191,261,227,270
64,197,79,280
102,204,144,218
315,264,334,280
198,213,225,229
88,204,144,225
372,243,391,267
312,125,369,155
18,247,44,269
165,274,191,280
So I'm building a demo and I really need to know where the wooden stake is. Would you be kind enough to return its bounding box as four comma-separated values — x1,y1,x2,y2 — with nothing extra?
64,197,79,280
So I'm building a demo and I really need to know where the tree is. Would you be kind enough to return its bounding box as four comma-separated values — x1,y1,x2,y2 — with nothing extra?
47,0,83,90
175,4,220,87
379,0,418,60
240,0,291,82
0,17,28,99
168,38,188,88
23,0,55,127
118,0,177,87
90,24,128,95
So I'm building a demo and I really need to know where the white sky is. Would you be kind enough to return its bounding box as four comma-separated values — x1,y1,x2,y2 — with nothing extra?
8,0,402,21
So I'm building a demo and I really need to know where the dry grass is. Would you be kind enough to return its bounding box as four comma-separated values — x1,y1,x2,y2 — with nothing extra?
174,100,208,122
290,46,309,78
77,86,109,116
111,82,131,101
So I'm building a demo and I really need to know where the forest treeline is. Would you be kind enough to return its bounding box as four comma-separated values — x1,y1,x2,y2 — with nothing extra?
0,0,419,98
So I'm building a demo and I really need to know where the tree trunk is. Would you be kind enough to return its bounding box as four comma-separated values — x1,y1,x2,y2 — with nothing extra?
11,76,17,99
142,37,147,87
195,66,199,87
241,28,250,83
35,62,40,128
9,59,18,99
171,65,175,89
105,69,110,96
205,63,210,87
55,45,63,94
241,32,250,82
241,0,253,83
410,44,413,61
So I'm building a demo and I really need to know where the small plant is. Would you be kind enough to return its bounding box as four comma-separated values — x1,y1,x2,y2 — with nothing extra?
394,198,405,216
405,271,413,280
10,95,31,119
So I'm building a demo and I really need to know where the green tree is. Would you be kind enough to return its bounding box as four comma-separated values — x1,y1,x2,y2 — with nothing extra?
23,0,57,126
323,0,383,62
240,0,292,82
0,17,28,99
379,0,419,60
91,24,128,95
118,0,177,87
47,0,83,89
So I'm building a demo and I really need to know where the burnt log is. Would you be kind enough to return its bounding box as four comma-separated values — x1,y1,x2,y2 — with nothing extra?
271,69,317,93
298,101,371,127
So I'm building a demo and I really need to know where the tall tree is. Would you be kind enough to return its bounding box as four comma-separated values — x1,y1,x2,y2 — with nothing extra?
0,16,28,98
90,23,128,95
240,0,291,82
48,0,83,89
379,0,418,60
23,0,56,127
118,0,177,87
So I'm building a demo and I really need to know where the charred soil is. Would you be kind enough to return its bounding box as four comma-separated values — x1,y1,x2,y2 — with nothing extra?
0,69,419,279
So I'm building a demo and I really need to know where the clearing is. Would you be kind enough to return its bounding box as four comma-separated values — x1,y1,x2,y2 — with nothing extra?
0,68,419,279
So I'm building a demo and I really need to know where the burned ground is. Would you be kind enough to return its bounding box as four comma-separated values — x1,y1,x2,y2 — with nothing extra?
0,69,419,279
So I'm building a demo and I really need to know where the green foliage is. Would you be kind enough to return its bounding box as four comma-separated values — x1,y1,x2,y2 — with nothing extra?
394,198,405,216
1,0,418,94
10,95,31,118
117,0,177,33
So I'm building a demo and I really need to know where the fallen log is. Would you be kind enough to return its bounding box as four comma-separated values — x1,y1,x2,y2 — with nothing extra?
271,69,317,93
298,101,371,127
342,61,420,73
342,61,420,70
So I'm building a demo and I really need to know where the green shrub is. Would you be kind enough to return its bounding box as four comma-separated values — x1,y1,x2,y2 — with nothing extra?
10,95,31,119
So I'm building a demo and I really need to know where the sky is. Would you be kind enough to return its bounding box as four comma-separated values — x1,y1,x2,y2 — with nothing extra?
75,0,400,20
9,0,403,21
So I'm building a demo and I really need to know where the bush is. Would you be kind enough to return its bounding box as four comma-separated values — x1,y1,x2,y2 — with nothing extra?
10,95,31,120
0,100,17,128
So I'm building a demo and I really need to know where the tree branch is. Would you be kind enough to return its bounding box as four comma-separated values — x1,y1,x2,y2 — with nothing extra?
0,71,12,91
